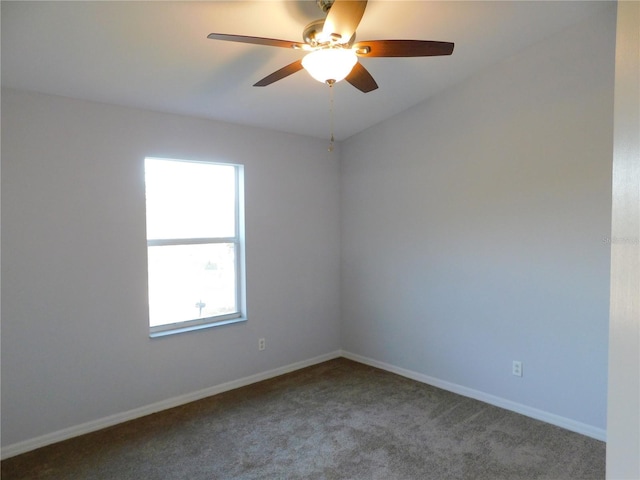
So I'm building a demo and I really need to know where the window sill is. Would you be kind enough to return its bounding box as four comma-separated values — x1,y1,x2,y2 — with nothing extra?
149,316,247,338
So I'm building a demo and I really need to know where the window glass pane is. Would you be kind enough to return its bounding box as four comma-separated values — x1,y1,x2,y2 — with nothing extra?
147,243,237,327
145,159,236,240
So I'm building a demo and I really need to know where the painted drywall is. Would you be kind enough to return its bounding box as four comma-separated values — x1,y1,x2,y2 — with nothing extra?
1,3,625,458
1,89,342,448
607,1,640,478
340,6,616,433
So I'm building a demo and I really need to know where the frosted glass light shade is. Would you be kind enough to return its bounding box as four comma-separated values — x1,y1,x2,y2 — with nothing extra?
302,48,358,84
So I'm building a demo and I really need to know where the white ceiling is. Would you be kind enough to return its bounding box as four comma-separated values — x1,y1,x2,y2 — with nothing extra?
1,1,611,141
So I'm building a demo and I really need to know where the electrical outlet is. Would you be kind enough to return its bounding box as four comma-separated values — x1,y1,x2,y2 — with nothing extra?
512,360,523,377
258,338,266,351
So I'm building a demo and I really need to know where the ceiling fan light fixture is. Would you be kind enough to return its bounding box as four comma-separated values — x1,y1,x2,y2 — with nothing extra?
302,48,357,84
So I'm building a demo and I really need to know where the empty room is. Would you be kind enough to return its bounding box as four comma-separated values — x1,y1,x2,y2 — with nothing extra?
2,1,638,479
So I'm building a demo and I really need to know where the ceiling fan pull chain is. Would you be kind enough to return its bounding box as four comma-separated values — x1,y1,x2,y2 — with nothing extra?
328,80,335,152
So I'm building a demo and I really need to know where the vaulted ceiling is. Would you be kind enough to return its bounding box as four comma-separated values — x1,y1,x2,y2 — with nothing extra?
1,1,611,140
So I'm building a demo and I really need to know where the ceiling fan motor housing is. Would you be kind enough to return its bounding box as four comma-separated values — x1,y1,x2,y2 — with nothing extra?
303,19,355,47
303,19,326,46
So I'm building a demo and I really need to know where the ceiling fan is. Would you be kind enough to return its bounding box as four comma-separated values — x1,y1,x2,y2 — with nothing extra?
207,0,454,93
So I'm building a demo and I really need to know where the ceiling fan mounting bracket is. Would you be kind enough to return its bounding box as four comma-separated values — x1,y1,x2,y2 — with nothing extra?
316,0,335,14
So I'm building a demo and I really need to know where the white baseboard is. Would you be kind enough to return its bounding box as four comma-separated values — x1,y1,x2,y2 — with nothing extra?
341,350,607,442
2,349,605,459
1,350,342,460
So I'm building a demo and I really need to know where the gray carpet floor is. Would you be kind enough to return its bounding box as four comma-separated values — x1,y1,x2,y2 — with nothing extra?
1,358,605,479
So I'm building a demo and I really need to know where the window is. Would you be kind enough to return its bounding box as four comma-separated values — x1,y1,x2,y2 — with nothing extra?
144,157,245,337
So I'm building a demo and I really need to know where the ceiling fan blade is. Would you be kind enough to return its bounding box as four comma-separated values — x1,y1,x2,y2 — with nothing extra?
254,59,304,87
345,62,378,93
207,33,306,50
322,0,368,44
353,40,454,57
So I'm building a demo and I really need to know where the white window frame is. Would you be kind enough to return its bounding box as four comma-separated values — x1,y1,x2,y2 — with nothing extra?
145,157,246,337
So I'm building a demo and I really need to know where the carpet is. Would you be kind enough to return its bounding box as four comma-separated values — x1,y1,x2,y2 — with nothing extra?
1,358,605,479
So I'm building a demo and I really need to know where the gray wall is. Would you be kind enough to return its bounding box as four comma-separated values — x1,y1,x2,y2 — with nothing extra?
1,89,342,447
1,4,619,455
340,7,615,433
